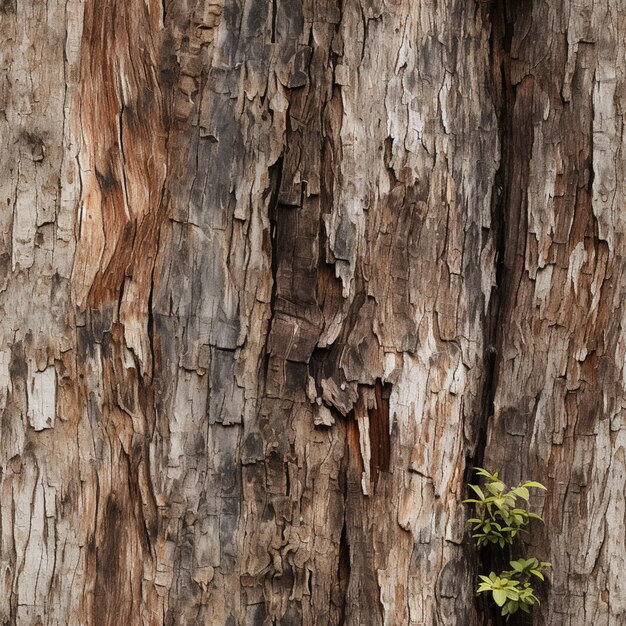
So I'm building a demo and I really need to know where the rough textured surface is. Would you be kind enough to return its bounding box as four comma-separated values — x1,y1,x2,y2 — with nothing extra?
484,2,626,625
0,0,624,624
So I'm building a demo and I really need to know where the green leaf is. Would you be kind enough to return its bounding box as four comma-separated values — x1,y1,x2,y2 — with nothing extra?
474,467,495,479
530,570,544,580
487,481,506,496
512,486,530,501
504,495,516,507
526,512,544,521
522,481,547,490
493,589,507,607
468,484,486,500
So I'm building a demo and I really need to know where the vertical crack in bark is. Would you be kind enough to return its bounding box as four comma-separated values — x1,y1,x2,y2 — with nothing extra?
264,155,284,387
473,0,531,623
482,0,535,469
472,0,515,476
337,516,350,625
337,389,358,625
270,0,277,44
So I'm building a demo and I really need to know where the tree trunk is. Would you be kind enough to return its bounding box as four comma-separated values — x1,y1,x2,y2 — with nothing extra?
0,0,623,624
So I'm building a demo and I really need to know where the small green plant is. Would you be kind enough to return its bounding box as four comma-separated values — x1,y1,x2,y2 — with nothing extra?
476,558,551,617
465,468,550,621
464,467,546,548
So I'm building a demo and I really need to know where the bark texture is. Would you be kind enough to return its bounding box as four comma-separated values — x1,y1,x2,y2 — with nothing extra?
484,2,626,625
0,0,624,625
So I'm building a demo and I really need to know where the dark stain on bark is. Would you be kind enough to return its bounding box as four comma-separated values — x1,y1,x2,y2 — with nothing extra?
8,341,27,381
94,494,129,626
0,0,15,13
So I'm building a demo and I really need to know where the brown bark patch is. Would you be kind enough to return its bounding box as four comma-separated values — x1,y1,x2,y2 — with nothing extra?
72,0,167,374
369,379,391,473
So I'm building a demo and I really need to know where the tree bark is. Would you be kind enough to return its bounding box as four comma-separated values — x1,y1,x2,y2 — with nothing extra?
484,2,626,625
0,0,624,625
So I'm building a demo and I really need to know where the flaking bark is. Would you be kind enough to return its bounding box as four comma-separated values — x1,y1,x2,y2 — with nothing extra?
0,0,624,625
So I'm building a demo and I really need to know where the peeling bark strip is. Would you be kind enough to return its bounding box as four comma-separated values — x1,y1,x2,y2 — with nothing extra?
73,0,167,377
1,0,626,625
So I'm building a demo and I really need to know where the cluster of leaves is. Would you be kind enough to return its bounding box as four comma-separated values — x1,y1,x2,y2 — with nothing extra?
477,558,551,618
464,467,546,548
465,468,550,620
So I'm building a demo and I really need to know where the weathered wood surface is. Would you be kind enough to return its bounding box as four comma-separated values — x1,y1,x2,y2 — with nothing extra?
0,0,624,624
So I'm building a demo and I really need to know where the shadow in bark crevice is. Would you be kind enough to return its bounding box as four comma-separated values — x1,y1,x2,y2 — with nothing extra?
472,0,535,623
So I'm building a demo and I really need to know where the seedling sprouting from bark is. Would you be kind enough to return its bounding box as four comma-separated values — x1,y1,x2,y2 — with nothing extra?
465,467,551,620
476,558,551,618
464,467,546,548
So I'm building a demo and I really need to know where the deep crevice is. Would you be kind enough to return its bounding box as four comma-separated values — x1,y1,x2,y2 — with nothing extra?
467,0,510,489
262,155,284,386
336,511,350,625
471,0,529,623
271,0,277,43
